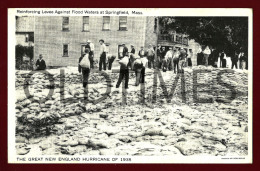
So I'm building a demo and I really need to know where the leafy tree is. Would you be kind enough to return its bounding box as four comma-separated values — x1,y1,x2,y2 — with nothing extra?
159,17,248,55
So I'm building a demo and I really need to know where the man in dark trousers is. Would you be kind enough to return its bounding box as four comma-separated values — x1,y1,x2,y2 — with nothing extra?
35,54,46,70
146,44,155,69
107,54,116,70
133,56,143,86
220,51,226,68
87,40,95,69
129,45,136,70
78,49,91,100
231,51,239,69
116,54,130,89
78,49,91,88
99,39,107,71
156,44,162,69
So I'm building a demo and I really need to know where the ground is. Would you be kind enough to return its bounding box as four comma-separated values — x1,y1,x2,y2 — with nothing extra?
15,67,249,156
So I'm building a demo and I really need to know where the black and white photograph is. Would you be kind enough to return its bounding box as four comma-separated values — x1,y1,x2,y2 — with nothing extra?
8,8,252,163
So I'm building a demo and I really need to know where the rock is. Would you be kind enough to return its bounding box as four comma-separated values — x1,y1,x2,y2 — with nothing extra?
16,136,28,143
17,147,31,155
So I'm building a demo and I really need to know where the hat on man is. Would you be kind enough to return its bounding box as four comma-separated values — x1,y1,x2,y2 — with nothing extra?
87,40,91,43
131,45,134,47
99,39,104,43
122,43,125,45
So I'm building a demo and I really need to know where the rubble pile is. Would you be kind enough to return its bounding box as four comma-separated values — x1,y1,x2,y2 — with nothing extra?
15,67,249,156
15,68,139,88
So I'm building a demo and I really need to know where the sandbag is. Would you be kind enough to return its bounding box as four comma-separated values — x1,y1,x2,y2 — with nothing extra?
119,56,129,67
80,54,90,68
140,57,148,68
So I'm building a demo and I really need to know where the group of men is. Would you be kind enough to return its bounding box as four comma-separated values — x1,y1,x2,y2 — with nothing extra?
197,46,248,69
34,40,248,93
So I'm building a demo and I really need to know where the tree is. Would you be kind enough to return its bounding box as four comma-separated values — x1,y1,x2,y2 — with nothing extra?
159,17,248,55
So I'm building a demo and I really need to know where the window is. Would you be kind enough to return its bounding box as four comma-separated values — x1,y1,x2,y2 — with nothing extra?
103,16,110,30
63,44,69,57
62,17,69,31
154,18,158,32
119,16,127,31
28,33,34,42
118,45,124,58
83,16,89,31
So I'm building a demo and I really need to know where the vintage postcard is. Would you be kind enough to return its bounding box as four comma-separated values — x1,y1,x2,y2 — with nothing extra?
8,8,252,163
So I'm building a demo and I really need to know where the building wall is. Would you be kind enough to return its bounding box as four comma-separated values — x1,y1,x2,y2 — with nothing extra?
16,33,34,46
16,16,35,32
188,39,200,66
34,16,147,67
144,16,157,48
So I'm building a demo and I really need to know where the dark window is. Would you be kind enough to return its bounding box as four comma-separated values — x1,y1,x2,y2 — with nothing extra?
119,16,127,31
62,17,69,31
28,33,34,42
83,16,89,31
63,44,69,57
103,16,110,30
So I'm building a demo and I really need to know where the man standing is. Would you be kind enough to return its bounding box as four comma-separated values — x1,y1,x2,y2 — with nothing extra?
203,46,211,66
231,51,239,69
179,48,187,72
197,48,203,66
156,44,162,69
35,54,46,70
116,54,130,89
173,49,179,74
78,49,91,88
99,39,107,71
133,55,143,86
87,40,95,69
146,44,155,69
138,46,145,58
165,47,174,71
187,49,193,67
122,43,128,58
240,52,247,70
160,47,167,71
220,51,226,68
129,45,136,70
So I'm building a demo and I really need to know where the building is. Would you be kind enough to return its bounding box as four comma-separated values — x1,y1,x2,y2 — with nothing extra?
16,16,199,67
16,16,34,47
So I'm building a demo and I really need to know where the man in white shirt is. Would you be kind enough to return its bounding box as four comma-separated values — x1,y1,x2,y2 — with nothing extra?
146,44,155,69
165,47,174,71
99,39,107,71
203,46,211,66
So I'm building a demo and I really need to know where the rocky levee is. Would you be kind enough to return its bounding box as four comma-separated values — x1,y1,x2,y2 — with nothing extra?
13,14,250,161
